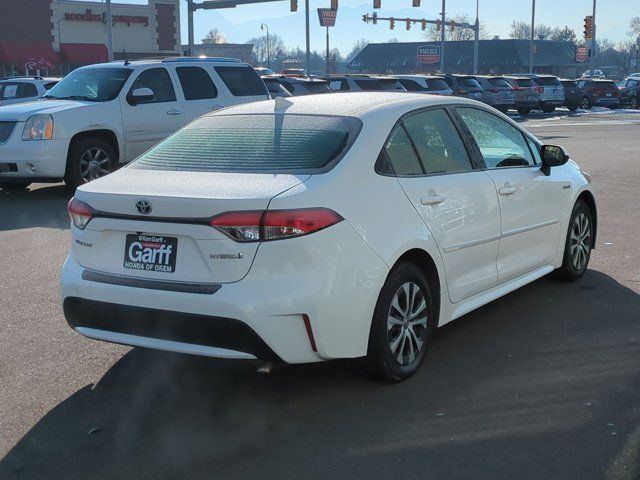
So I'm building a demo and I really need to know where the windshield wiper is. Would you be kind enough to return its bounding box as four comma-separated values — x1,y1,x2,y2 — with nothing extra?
52,95,99,102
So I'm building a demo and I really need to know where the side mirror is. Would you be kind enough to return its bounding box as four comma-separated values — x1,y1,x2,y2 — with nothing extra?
540,144,569,176
128,87,154,105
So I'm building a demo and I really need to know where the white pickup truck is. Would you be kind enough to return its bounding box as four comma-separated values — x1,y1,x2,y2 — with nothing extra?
0,57,269,189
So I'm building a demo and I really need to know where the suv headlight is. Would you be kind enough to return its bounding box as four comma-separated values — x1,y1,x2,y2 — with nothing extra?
22,115,54,141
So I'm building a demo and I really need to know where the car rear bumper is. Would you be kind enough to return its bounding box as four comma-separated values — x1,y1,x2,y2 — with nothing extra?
539,99,564,106
592,97,620,106
0,135,69,179
60,222,389,364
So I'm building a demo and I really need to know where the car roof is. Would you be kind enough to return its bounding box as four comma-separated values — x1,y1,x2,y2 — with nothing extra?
209,92,478,118
77,57,248,70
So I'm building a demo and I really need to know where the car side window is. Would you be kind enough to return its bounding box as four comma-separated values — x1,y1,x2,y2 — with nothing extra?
214,66,267,96
457,107,534,168
379,125,423,176
18,83,38,98
130,68,176,104
629,80,638,88
577,80,586,89
402,109,474,175
176,66,218,100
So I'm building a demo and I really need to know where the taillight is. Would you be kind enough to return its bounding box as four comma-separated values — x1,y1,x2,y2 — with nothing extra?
513,86,524,91
488,88,500,93
457,89,469,96
210,208,343,242
67,197,96,230
537,86,544,94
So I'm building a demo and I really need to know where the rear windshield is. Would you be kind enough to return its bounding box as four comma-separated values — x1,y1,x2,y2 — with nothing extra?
354,79,382,91
596,81,617,87
460,78,481,88
132,114,361,174
561,80,577,87
378,79,405,91
303,82,332,94
488,78,510,88
534,77,560,86
426,79,449,91
399,79,428,92
515,79,535,87
214,66,267,97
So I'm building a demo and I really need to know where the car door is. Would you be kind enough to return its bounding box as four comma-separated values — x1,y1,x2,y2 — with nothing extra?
455,106,563,284
120,66,185,162
384,107,501,303
174,65,224,121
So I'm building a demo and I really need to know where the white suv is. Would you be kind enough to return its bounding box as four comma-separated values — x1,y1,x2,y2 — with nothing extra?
0,76,60,107
0,58,268,189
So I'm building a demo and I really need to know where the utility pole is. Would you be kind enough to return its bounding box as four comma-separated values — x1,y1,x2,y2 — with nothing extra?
187,0,194,55
326,26,330,74
305,0,310,75
529,0,535,73
590,0,597,77
440,0,445,73
473,0,479,74
106,0,113,61
261,23,270,69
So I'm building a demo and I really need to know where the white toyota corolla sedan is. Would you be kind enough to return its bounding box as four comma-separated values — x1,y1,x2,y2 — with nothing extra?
60,92,596,381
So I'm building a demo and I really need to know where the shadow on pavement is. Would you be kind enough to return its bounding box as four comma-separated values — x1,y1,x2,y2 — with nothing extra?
0,184,71,231
1,270,639,480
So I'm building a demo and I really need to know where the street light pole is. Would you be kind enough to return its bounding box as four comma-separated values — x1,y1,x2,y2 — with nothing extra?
440,0,445,73
590,0,597,77
261,23,270,69
529,0,535,73
106,0,113,61
187,0,195,55
305,0,310,75
473,0,479,74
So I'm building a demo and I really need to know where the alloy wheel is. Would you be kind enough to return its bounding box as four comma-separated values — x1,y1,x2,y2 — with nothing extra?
387,282,428,366
570,212,591,271
79,147,112,182
581,97,591,109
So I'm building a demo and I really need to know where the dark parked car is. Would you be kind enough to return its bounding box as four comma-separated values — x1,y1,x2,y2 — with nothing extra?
503,76,540,115
559,79,581,111
437,74,483,100
276,76,333,96
323,74,406,92
617,77,640,109
576,78,620,109
261,76,292,98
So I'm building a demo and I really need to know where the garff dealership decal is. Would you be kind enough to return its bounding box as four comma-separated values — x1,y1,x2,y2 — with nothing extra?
64,9,149,27
417,45,441,65
575,46,588,63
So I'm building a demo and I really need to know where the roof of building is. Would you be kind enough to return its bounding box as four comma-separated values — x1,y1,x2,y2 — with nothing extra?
347,39,583,73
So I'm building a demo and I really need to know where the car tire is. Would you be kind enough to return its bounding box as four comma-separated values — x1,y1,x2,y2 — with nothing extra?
581,96,592,109
64,137,117,189
517,108,531,115
0,181,31,190
556,199,593,282
568,104,578,112
542,105,555,113
363,262,437,382
631,96,639,109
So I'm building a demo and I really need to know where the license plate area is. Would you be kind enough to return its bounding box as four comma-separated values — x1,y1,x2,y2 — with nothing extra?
124,233,178,273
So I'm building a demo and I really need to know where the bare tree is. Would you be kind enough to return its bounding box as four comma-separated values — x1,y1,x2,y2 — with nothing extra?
509,21,553,40
247,33,286,66
550,26,577,43
597,37,615,52
422,14,489,41
202,28,226,44
629,17,640,36
346,39,369,62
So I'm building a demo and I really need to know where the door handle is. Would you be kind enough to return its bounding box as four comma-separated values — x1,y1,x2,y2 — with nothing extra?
498,183,517,196
420,194,445,206
166,108,183,115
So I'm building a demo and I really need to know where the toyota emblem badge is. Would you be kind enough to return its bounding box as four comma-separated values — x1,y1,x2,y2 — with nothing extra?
135,200,152,215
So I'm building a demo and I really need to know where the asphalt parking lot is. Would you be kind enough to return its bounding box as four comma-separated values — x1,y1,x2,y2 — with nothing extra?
1,110,639,480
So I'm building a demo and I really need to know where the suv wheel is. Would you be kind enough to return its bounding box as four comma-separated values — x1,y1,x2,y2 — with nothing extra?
556,200,593,281
631,96,639,109
581,96,592,109
364,262,436,382
517,108,531,115
64,137,116,189
542,105,555,113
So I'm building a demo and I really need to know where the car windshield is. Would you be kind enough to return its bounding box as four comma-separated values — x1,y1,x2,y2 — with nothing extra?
534,77,560,86
426,79,449,90
43,67,132,102
460,78,481,88
515,79,535,87
488,78,510,88
132,114,361,174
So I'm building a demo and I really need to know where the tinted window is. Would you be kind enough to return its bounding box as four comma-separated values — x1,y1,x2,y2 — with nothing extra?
629,80,639,88
134,114,360,173
399,79,427,92
488,78,510,88
460,78,481,88
403,109,473,175
577,80,587,88
516,79,535,87
44,67,132,102
130,68,176,104
354,79,382,91
214,66,267,96
0,83,19,99
303,82,332,94
561,80,577,87
43,81,58,90
176,66,218,100
379,79,405,91
16,83,38,98
534,77,560,86
381,125,423,176
457,107,534,168
426,79,449,90
443,77,454,87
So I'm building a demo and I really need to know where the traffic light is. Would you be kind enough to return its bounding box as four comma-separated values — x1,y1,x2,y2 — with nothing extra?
331,0,338,9
290,0,297,11
421,19,426,31
373,0,381,8
372,11,378,24
436,20,441,31
389,17,395,30
406,18,411,30
412,0,420,6
583,15,593,39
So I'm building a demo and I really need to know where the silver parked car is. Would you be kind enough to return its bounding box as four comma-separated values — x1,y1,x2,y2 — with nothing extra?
519,74,565,113
394,75,453,95
0,76,60,107
504,76,541,115
471,76,516,113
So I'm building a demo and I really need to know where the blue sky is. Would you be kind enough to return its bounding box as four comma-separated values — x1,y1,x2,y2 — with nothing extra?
100,1,637,54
